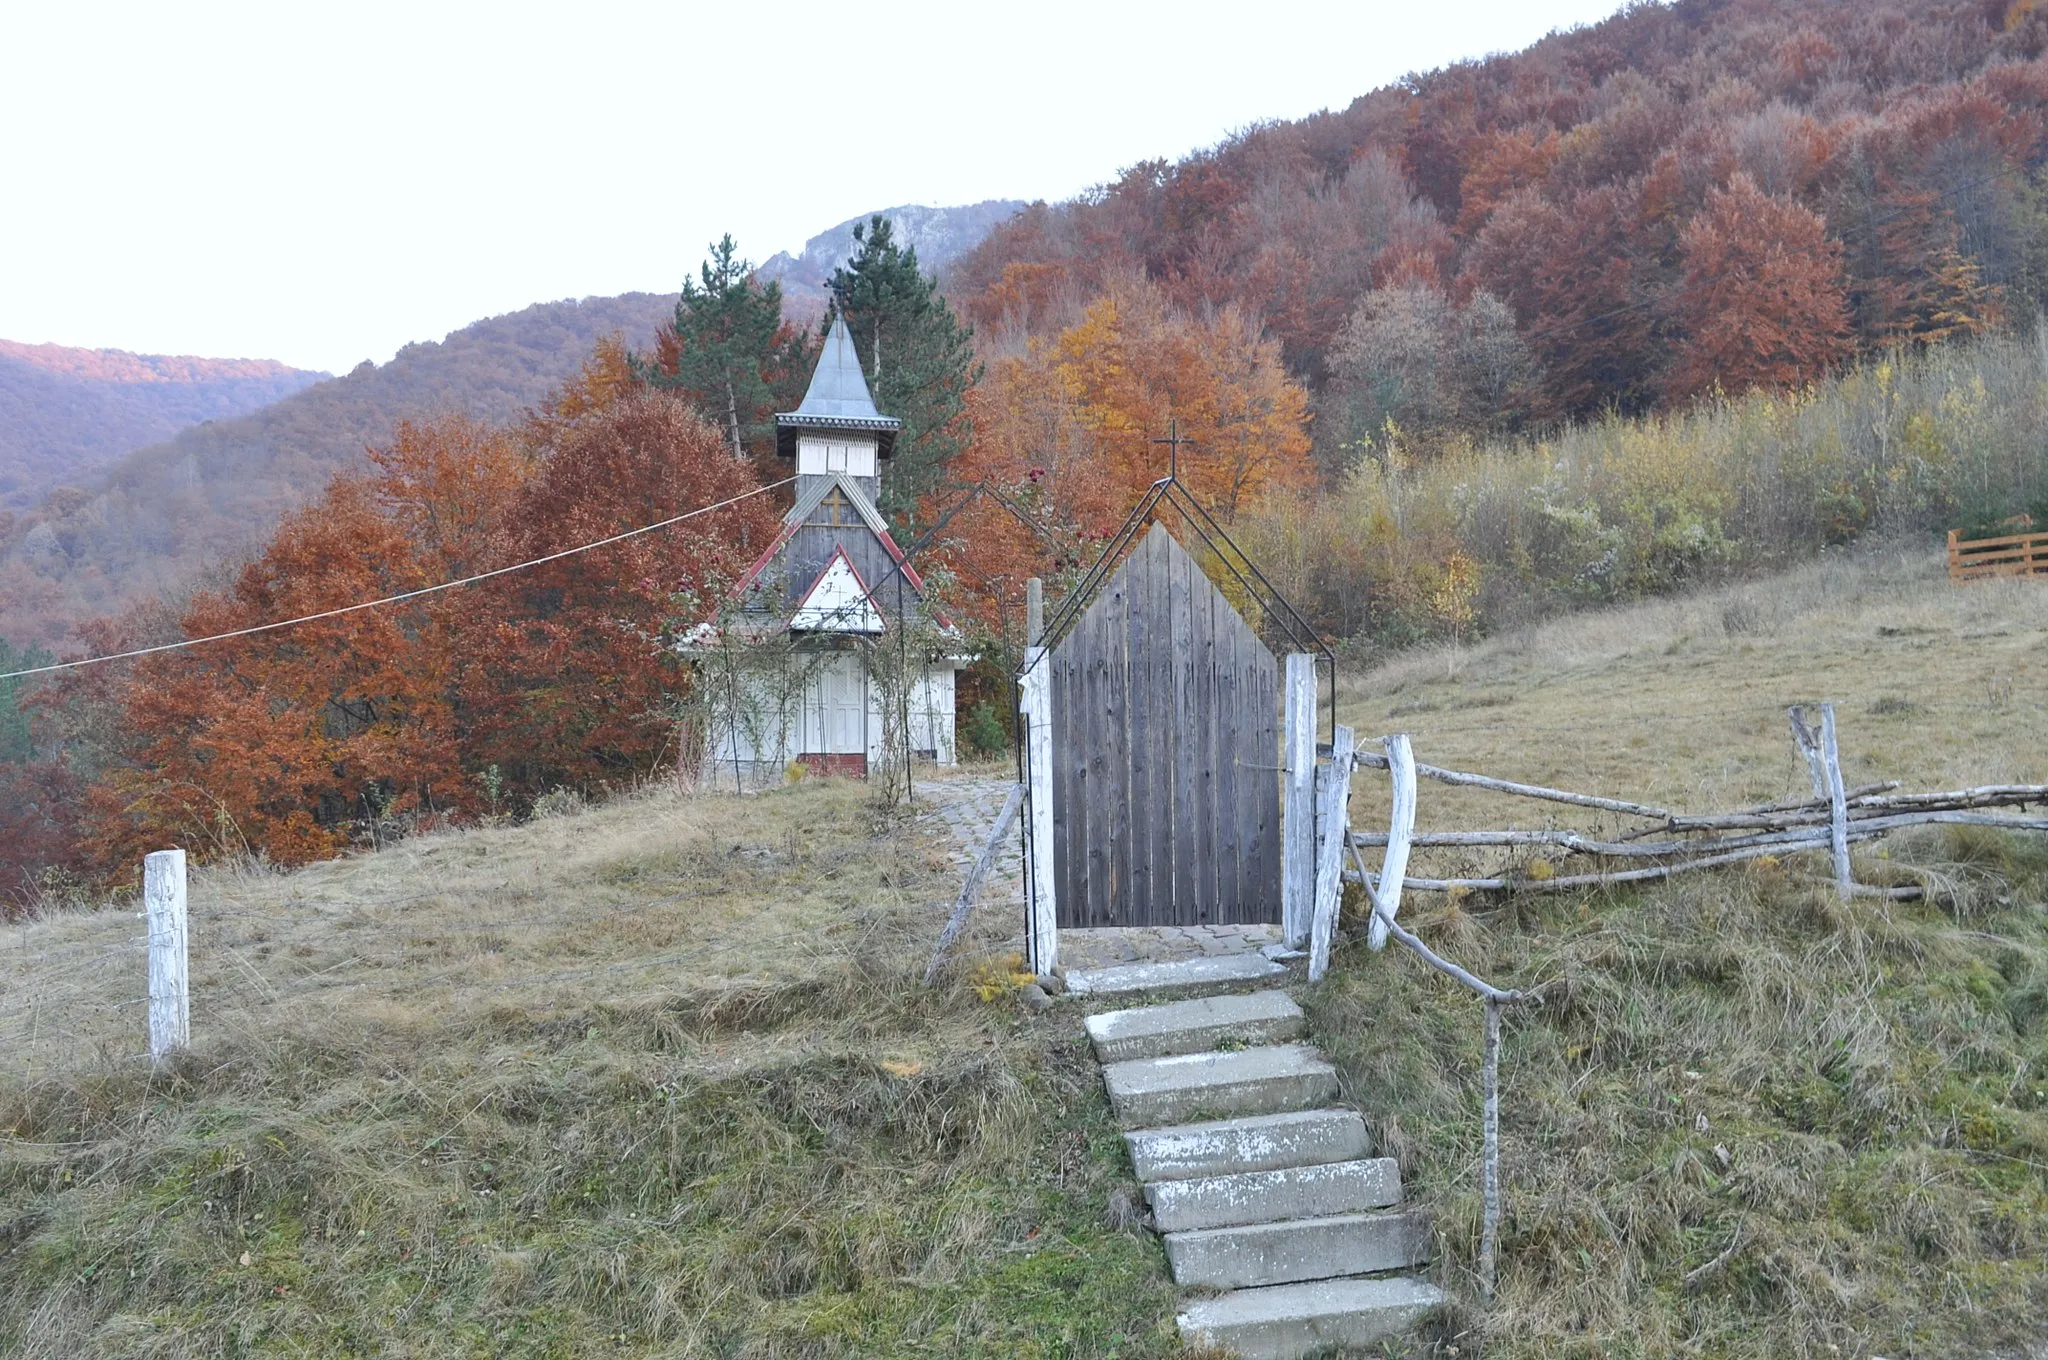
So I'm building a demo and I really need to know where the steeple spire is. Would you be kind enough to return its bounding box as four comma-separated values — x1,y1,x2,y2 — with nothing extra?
775,315,902,459
795,316,885,420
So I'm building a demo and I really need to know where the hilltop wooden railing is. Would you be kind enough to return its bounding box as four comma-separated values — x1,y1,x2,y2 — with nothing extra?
1949,520,2048,582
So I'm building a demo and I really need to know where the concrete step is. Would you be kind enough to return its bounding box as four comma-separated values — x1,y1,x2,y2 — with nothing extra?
1084,989,1305,1063
1176,1276,1447,1360
1163,1209,1433,1289
1146,1156,1403,1233
1065,953,1286,997
1125,1109,1373,1183
1101,1044,1339,1129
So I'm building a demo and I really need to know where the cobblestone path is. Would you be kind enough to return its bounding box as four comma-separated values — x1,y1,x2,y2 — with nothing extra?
914,771,1279,971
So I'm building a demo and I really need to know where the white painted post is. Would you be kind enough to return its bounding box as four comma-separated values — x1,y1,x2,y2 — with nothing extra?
1020,645,1058,977
1308,725,1356,983
1819,703,1854,900
144,848,189,1064
1281,653,1317,948
1367,734,1417,952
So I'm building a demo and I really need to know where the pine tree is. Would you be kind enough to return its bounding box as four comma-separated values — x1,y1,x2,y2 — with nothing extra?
647,236,816,472
826,216,980,525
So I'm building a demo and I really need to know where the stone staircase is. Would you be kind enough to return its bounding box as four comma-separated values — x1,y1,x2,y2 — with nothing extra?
1078,980,1445,1358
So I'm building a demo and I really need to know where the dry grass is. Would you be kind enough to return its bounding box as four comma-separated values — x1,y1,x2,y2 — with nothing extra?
1342,542,2048,833
9,550,2048,1358
1321,544,2048,1358
2,778,948,1082
0,773,1185,1359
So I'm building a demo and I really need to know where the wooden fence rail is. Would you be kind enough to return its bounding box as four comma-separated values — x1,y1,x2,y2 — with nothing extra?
1949,525,2048,582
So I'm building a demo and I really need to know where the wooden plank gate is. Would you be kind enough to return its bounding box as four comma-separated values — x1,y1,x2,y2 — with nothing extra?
1044,523,1283,927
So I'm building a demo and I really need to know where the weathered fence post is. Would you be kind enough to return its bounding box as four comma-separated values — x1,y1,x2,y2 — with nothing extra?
926,783,1025,985
1020,578,1058,976
144,848,189,1065
1479,995,1503,1298
1282,653,1317,948
1819,703,1853,900
1787,707,1828,801
1367,733,1417,952
1307,725,1355,983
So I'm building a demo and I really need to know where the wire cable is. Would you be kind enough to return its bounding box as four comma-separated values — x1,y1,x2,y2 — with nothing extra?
0,478,795,681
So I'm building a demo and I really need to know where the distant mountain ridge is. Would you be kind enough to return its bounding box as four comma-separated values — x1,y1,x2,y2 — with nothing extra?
0,294,677,650
754,200,1026,318
0,201,1025,651
0,341,326,514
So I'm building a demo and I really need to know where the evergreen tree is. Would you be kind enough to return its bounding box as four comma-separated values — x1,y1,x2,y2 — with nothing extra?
826,216,980,525
644,236,816,472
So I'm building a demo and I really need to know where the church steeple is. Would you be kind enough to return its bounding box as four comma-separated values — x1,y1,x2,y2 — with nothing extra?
776,315,901,508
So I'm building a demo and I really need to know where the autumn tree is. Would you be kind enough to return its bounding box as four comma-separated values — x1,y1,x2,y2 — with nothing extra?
73,419,527,872
460,391,779,795
940,274,1313,618
646,236,816,473
1665,174,1855,401
1465,182,1669,418
826,216,979,525
1323,284,1540,462
0,638,50,763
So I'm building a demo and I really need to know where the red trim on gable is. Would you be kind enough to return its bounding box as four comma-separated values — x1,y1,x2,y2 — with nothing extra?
721,490,954,630
732,516,805,596
794,544,885,624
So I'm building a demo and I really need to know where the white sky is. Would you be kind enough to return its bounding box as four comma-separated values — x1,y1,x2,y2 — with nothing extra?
0,0,1629,375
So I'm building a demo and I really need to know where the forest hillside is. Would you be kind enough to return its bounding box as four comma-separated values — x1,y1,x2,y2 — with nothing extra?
0,340,324,515
950,0,2048,470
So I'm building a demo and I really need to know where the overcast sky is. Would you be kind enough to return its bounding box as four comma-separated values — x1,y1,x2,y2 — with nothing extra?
1,0,1629,374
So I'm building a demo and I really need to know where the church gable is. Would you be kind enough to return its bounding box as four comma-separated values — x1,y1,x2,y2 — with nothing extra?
791,547,884,633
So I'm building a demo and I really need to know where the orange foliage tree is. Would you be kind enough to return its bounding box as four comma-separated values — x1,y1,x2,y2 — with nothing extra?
937,275,1312,618
69,386,777,876
74,418,524,871
457,391,778,794
1665,174,1856,402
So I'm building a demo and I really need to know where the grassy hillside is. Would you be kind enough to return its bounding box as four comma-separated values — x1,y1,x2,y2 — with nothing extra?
1323,548,2048,1356
0,341,324,516
0,294,677,652
0,777,1179,1359
3,549,2045,1358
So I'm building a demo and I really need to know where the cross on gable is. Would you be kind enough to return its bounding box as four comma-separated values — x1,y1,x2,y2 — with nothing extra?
814,487,857,527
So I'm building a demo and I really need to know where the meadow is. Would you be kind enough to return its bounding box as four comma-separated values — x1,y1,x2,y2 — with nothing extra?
2,544,2045,1357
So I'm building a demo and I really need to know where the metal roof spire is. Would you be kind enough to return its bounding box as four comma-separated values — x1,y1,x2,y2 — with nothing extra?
796,315,885,420
776,314,901,458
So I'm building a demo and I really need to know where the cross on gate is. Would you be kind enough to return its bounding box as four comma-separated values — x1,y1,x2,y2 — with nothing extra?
1153,419,1194,480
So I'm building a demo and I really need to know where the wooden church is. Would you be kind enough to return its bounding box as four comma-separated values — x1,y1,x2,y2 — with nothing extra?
697,315,961,781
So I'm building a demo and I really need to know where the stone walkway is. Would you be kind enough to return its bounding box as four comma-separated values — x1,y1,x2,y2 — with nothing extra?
915,772,1280,969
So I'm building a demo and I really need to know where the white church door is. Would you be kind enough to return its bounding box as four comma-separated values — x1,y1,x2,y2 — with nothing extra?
800,651,871,777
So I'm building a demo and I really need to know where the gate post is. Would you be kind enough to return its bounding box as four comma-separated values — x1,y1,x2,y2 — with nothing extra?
1281,654,1317,948
1020,579,1058,976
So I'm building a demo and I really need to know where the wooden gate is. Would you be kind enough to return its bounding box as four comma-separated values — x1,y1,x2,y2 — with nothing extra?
1047,524,1283,927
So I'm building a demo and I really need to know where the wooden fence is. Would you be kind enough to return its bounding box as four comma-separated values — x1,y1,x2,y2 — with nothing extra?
1948,522,2048,582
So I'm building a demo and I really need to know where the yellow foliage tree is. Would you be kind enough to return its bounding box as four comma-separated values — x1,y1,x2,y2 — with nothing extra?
941,275,1314,612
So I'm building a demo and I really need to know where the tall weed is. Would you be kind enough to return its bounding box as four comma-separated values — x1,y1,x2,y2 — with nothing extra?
1244,329,2048,643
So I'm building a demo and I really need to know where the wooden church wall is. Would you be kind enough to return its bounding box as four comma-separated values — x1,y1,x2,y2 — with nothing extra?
780,523,927,627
